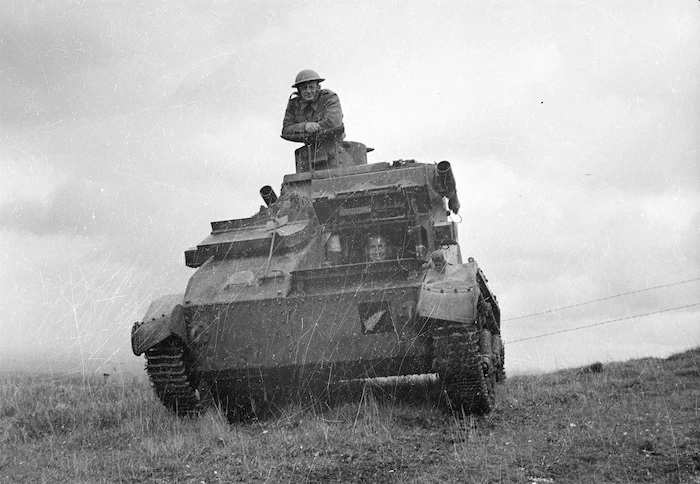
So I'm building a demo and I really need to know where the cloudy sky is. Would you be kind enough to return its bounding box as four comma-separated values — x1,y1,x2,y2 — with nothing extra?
1,1,698,374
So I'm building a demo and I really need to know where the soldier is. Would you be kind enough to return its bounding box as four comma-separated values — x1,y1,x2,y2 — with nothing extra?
282,69,344,140
366,235,389,262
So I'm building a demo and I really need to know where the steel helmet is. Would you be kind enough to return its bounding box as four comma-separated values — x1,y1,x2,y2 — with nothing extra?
292,69,325,88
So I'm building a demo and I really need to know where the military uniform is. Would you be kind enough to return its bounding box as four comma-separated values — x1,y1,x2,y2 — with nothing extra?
282,89,344,138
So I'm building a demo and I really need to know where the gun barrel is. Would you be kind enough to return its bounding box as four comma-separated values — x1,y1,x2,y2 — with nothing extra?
260,185,278,206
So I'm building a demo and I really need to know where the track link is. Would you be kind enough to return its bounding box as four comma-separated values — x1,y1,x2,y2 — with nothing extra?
433,323,495,415
145,337,202,416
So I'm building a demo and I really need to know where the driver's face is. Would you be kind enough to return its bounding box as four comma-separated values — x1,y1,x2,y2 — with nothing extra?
367,237,387,262
298,81,320,102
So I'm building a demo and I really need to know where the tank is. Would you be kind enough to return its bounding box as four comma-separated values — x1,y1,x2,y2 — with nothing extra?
131,133,504,418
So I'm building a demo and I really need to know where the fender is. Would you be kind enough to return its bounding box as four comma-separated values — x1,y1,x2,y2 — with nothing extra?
131,294,186,355
416,260,480,324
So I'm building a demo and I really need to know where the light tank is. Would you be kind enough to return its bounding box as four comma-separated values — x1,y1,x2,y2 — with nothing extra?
131,130,504,418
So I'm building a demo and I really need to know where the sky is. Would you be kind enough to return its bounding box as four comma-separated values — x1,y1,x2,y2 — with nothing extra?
1,0,698,375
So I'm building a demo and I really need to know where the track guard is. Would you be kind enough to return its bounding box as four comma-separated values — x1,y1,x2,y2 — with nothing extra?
131,294,186,355
416,260,479,323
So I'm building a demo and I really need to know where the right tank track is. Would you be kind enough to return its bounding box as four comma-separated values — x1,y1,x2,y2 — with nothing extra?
431,296,498,414
145,337,202,416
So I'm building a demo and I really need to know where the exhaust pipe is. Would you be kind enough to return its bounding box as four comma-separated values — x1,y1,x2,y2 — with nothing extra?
260,185,278,207
436,161,456,194
435,161,460,214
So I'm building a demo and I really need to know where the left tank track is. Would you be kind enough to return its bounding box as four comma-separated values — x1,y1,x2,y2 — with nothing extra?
145,337,202,416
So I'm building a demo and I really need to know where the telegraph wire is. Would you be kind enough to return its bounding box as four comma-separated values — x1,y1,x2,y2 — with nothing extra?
503,277,700,322
508,301,700,344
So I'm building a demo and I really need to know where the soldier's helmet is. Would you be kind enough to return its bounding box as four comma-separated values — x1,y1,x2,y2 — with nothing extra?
292,69,325,88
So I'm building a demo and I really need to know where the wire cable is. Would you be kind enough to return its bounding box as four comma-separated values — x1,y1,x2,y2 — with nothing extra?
503,277,700,322
508,301,700,344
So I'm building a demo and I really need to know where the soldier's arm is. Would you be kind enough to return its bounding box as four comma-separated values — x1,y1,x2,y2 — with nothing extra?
318,92,343,130
282,99,307,136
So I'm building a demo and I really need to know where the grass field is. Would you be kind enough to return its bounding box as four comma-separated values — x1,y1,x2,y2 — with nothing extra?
1,348,698,483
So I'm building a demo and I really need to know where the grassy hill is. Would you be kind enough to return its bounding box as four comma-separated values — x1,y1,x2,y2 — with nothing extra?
1,348,698,483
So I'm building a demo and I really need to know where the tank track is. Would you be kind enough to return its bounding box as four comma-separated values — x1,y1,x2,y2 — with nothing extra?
432,323,495,415
477,297,506,383
497,344,506,382
145,337,202,416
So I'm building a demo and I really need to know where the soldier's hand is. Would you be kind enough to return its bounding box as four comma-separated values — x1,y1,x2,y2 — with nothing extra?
304,122,321,133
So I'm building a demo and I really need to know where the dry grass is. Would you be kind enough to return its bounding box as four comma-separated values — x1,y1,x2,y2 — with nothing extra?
1,349,698,483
